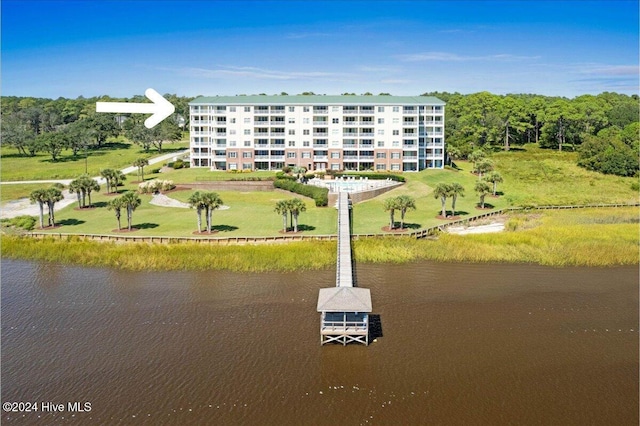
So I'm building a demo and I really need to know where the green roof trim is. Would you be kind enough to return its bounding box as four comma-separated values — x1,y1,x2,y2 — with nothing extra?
189,95,445,106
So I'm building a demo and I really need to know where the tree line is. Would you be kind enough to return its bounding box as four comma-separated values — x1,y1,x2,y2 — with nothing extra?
1,94,193,160
422,91,639,177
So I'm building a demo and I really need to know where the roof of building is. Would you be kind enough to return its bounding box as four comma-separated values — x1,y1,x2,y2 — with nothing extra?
316,287,372,313
189,95,445,106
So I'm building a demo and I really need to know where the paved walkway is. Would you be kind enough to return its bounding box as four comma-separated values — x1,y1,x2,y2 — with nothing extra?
0,150,189,219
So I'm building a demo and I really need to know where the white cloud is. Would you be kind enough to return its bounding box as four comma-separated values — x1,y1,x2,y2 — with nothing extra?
164,66,353,81
396,51,541,62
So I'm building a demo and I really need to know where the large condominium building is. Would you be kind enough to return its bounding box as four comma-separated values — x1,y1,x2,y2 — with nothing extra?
189,95,445,172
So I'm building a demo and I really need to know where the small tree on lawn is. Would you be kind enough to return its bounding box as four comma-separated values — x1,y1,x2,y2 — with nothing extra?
68,179,84,208
475,181,492,209
274,200,290,232
45,187,64,227
449,182,465,217
80,175,100,207
395,195,416,229
100,169,115,193
120,191,142,231
433,183,452,218
111,170,126,192
383,197,399,229
485,171,504,196
201,192,223,233
475,158,494,179
187,191,206,233
107,197,126,230
468,149,486,173
29,188,49,228
133,158,149,182
288,198,307,233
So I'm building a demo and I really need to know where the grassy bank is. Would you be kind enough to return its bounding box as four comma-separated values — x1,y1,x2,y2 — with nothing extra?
3,208,638,270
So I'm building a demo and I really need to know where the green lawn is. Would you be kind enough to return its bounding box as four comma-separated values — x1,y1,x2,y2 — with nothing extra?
0,137,189,182
5,143,638,238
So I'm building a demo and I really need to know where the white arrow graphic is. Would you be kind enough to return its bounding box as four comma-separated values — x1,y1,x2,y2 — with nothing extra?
96,88,175,129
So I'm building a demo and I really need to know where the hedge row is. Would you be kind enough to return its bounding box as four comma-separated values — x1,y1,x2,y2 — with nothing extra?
333,172,406,182
273,179,329,207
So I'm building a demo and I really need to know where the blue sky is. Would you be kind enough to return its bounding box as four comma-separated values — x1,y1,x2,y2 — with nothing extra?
2,0,638,98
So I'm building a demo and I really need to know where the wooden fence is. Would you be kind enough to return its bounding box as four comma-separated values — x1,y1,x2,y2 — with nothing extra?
26,203,639,245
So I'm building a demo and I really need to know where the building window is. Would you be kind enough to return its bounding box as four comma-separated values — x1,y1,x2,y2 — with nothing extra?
377,129,384,135
244,129,251,135
229,107,236,112
377,141,384,147
230,118,236,124
303,129,310,135
332,106,340,112
393,106,399,112
230,129,236,135
376,164,386,170
244,118,251,123
393,130,399,135
392,141,400,147
244,141,251,147
287,152,296,158
376,152,386,159
288,140,295,147
303,118,310,124
378,118,384,124
303,141,310,147
289,106,295,112
228,152,237,158
331,152,340,159
391,152,400,159
302,152,311,159
391,164,400,171
229,163,237,170
244,106,251,112
288,118,295,124
303,106,310,112
378,107,385,112
243,163,252,170
332,118,339,124
243,151,252,158
392,118,400,124
331,163,340,170
229,141,237,147
289,129,295,135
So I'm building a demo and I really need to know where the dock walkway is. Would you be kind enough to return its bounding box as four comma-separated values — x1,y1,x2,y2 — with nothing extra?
317,191,372,345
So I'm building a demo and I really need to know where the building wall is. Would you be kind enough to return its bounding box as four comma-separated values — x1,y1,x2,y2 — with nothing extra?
189,97,445,172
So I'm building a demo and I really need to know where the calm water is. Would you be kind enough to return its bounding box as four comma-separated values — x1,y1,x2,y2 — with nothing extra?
1,259,638,425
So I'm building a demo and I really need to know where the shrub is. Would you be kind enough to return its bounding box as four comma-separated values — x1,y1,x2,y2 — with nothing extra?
173,159,184,169
1,215,36,231
275,171,296,181
273,179,328,206
282,166,292,174
151,167,162,174
631,181,639,192
138,179,175,193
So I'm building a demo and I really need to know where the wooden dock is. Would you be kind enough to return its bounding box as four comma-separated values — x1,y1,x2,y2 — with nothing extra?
317,192,372,346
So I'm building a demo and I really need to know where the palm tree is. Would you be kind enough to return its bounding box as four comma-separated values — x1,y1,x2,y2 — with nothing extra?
29,188,49,228
201,192,223,233
485,171,504,196
468,149,486,173
100,169,115,193
107,197,126,230
133,157,149,182
274,200,290,232
120,191,142,230
475,158,494,179
44,187,64,227
288,198,307,233
383,197,399,229
395,195,416,229
449,182,465,217
68,178,84,208
80,175,100,207
447,146,462,167
111,170,126,193
475,181,492,209
433,183,452,218
187,191,206,233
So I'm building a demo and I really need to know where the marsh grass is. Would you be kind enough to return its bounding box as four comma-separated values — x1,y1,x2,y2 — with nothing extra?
1,236,336,272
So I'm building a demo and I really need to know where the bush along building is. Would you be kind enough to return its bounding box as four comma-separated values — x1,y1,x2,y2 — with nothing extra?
189,95,445,172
